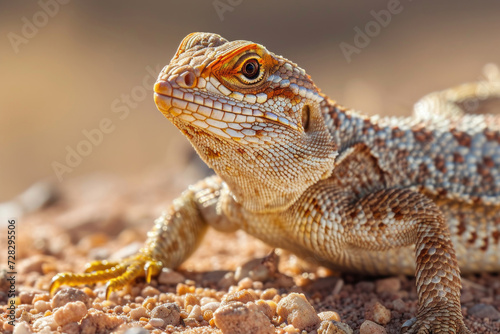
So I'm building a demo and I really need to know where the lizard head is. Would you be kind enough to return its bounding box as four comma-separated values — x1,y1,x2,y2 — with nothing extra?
154,32,337,212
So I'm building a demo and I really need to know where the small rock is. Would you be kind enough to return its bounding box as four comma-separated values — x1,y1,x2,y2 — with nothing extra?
141,286,160,298
318,311,341,322
60,322,80,334
375,277,401,294
184,293,200,307
468,304,500,320
19,291,35,305
360,320,387,334
34,300,51,313
150,303,181,326
51,288,91,309
33,315,58,331
255,300,276,320
234,251,279,282
371,302,391,325
158,268,185,285
13,321,32,334
129,306,148,321
260,288,278,300
201,301,221,313
18,255,57,275
276,293,321,331
218,272,236,289
222,289,258,304
356,281,375,293
188,304,203,321
53,301,87,326
213,301,274,334
237,277,253,289
317,320,353,334
148,318,164,327
124,327,150,334
79,310,124,333
392,299,406,312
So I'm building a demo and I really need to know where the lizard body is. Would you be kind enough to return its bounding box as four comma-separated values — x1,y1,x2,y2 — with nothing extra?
51,33,500,333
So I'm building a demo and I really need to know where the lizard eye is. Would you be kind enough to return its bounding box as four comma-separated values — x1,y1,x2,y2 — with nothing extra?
242,59,259,79
238,58,264,84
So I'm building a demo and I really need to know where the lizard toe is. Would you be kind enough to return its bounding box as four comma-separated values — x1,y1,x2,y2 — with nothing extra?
50,253,163,299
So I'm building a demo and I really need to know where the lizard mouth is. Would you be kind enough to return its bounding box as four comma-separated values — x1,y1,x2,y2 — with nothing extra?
154,79,298,143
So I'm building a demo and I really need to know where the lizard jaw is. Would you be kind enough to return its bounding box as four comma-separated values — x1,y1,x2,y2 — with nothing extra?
154,78,299,145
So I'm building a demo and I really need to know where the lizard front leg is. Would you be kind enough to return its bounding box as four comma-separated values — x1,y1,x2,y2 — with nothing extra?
50,175,226,298
290,184,470,334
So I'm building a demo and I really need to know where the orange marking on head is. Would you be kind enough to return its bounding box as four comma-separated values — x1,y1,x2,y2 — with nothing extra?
266,87,296,100
203,43,279,94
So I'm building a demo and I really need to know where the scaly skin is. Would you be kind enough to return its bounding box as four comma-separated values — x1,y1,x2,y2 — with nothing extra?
51,33,500,333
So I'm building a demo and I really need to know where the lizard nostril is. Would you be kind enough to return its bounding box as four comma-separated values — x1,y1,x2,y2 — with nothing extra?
178,71,196,88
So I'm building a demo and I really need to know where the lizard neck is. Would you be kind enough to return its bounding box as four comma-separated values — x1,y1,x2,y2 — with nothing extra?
186,121,338,214
321,99,381,153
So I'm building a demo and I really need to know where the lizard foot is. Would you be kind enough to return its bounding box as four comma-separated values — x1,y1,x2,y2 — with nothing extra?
49,253,163,299
401,316,472,334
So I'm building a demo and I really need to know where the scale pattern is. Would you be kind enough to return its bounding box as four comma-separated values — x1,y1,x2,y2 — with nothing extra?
51,33,500,333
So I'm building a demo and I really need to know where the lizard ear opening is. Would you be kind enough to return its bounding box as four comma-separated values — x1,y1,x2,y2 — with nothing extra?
302,104,311,132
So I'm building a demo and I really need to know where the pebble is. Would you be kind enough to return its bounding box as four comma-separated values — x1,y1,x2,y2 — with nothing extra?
260,288,278,300
276,293,321,330
255,300,275,319
360,320,387,334
371,302,391,325
150,303,181,326
60,322,80,334
79,310,124,332
129,306,148,320
34,300,51,313
19,291,35,305
53,301,87,326
392,299,406,312
141,286,160,298
201,301,221,313
188,304,203,321
238,277,254,289
375,277,401,294
33,315,58,331
148,318,165,327
213,301,274,334
283,324,300,333
13,322,32,334
222,289,258,304
234,253,277,282
468,304,500,320
318,311,341,322
51,288,91,309
123,328,149,334
158,268,185,285
317,320,353,334
18,255,56,275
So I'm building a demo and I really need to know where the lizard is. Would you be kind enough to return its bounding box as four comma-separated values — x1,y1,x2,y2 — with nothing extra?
50,32,500,333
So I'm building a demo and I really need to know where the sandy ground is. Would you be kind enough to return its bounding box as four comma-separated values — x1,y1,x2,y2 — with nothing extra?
0,170,499,334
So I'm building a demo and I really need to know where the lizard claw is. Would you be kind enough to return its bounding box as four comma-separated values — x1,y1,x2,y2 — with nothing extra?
50,253,163,299
401,316,472,334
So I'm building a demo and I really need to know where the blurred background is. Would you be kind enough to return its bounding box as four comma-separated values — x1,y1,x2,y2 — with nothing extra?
1,0,500,201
